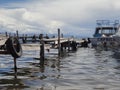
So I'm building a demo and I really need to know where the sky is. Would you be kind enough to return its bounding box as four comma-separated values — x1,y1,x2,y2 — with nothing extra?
0,0,120,37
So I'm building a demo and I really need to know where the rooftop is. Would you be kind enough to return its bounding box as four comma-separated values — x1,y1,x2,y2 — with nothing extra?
96,20,119,28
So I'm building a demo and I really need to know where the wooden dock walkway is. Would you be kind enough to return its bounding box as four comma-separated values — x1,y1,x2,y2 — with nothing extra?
0,29,90,73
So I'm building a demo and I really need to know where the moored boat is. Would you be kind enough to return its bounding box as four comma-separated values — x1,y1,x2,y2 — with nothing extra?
90,20,120,49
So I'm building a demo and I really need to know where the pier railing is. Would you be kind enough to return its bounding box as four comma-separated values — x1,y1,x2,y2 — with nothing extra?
96,20,119,28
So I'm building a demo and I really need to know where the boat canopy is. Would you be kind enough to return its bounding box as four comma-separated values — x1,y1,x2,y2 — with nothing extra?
93,20,119,37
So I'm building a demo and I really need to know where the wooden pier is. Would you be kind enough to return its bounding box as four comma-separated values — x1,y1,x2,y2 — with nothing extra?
0,29,91,78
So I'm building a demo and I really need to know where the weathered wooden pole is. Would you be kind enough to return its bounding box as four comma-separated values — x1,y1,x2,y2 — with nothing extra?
22,34,25,43
25,34,27,39
68,38,70,52
58,28,61,57
14,58,17,79
5,32,8,37
16,30,19,38
40,34,45,65
14,58,17,72
40,41,44,62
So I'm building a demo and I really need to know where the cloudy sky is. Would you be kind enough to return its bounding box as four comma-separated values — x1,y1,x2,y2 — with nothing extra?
0,0,120,37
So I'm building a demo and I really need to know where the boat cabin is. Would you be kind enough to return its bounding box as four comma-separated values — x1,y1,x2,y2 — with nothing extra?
93,20,119,37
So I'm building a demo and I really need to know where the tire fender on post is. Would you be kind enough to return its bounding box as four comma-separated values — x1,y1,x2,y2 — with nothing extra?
5,37,22,58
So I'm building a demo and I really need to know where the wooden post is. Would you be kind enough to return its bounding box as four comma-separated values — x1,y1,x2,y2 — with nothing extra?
16,30,19,38
5,32,8,37
40,34,45,65
58,28,61,57
14,58,17,79
40,41,44,62
14,58,17,71
25,34,27,42
68,38,70,52
22,34,25,43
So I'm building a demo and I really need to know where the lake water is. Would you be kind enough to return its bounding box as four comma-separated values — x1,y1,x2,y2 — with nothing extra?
0,48,120,90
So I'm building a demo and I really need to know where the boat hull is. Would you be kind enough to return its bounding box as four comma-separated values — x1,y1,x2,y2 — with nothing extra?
90,37,120,49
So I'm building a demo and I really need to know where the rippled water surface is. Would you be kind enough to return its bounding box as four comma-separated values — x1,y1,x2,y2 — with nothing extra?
0,48,120,90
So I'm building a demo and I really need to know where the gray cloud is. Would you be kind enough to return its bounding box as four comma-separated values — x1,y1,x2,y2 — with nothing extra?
0,0,120,37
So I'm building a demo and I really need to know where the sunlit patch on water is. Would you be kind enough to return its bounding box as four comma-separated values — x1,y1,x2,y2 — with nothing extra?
0,48,120,90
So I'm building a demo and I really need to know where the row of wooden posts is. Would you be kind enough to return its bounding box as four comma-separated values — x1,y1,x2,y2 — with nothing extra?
4,30,64,44
0,29,59,76
34,28,77,66
3,29,78,73
40,28,71,65
0,29,91,81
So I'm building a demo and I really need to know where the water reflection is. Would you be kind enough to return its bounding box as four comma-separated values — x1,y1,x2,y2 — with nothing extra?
0,56,61,90
1,48,120,90
0,68,29,90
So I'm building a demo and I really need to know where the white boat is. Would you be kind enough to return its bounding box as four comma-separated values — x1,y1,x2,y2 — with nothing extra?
90,20,120,49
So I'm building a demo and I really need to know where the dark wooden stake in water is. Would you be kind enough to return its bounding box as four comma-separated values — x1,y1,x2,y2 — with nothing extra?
14,58,17,71
14,57,17,78
68,38,70,52
40,34,45,65
16,30,19,38
58,28,61,57
5,32,8,37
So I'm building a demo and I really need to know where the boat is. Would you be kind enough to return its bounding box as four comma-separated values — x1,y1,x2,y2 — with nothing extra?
90,20,120,49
